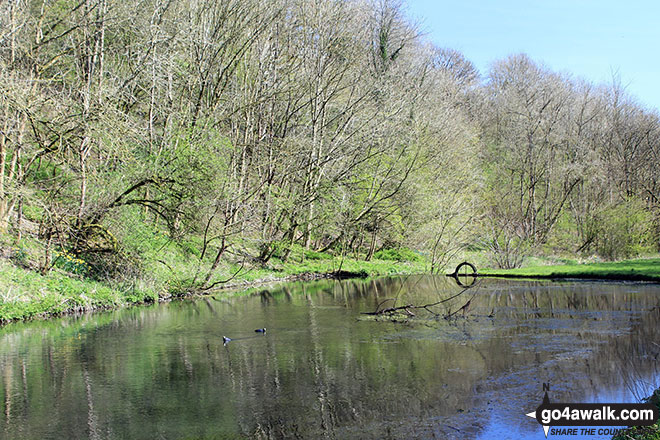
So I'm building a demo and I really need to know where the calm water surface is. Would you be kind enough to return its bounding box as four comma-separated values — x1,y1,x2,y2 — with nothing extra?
1,276,660,439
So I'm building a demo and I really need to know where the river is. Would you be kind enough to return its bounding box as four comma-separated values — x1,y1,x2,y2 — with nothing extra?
1,276,659,439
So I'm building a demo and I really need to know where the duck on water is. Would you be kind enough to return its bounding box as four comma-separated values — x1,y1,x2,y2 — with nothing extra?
223,329,265,345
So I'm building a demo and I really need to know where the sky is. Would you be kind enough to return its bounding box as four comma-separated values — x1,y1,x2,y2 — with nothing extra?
404,0,660,112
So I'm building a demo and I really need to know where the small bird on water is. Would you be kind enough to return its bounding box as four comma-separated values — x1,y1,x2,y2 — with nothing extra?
222,336,231,344
254,328,266,333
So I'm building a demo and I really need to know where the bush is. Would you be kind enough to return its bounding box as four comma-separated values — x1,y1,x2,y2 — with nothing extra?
373,247,422,262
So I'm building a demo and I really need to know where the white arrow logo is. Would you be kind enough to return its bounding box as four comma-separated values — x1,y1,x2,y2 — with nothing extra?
526,410,550,438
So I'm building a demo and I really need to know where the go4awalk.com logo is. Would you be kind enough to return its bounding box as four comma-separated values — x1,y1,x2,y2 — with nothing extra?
525,384,658,437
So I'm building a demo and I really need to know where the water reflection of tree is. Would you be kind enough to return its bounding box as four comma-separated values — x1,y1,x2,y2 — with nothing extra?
610,308,660,401
1,278,660,439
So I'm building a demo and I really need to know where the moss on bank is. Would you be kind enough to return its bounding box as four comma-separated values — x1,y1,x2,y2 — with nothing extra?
479,257,660,282
0,257,425,325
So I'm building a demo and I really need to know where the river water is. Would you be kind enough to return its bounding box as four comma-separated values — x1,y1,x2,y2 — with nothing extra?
1,276,659,439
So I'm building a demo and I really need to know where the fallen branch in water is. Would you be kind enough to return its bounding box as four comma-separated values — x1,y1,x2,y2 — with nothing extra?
366,303,415,315
362,285,478,319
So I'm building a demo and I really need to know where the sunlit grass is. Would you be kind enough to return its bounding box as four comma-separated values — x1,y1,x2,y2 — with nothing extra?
0,259,156,324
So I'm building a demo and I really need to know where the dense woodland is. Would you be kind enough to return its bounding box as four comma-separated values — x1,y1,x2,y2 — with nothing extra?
0,0,659,292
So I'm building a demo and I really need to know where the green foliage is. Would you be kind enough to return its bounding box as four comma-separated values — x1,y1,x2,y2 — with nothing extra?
304,249,333,260
10,245,28,266
373,247,422,262
177,239,203,258
266,241,294,260
260,242,334,263
0,260,138,323
52,249,91,276
1,0,659,325
165,277,196,297
21,205,44,222
596,198,655,261
544,212,579,254
0,250,428,324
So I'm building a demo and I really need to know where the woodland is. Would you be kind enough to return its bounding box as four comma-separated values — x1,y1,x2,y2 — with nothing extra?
1,0,658,296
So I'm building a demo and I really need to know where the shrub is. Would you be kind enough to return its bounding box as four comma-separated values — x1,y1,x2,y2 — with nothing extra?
373,247,422,262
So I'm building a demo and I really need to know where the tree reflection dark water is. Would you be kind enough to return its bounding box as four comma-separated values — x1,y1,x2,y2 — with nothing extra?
1,277,659,439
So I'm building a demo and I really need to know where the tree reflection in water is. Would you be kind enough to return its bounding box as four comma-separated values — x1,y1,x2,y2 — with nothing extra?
1,277,659,439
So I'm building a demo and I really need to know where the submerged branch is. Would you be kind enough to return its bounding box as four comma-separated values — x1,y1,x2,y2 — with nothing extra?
362,284,478,320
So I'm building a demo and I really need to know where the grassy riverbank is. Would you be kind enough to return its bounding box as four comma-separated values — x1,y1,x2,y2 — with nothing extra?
0,257,424,325
480,257,660,282
5,249,660,324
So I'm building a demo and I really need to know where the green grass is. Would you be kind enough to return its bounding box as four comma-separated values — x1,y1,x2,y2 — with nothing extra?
480,257,660,281
0,260,157,324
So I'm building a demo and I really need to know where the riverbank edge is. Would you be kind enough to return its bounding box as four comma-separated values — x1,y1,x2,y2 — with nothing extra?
0,262,418,326
476,272,660,282
475,257,660,283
